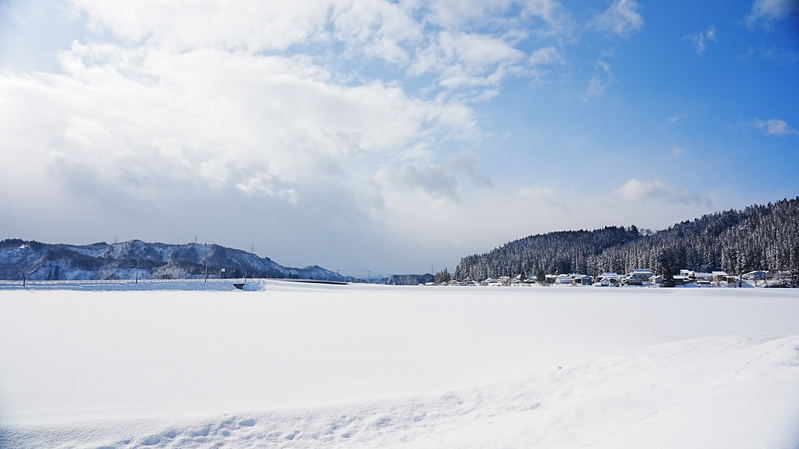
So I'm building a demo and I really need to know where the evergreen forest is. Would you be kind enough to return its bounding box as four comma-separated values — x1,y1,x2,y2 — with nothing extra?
454,197,799,281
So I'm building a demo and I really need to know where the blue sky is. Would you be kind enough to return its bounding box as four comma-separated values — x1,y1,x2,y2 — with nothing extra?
1,0,797,275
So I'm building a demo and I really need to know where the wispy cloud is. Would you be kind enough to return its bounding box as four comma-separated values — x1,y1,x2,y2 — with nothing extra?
753,118,798,135
583,61,616,101
409,31,528,89
745,0,798,27
683,26,718,55
422,0,575,36
528,46,566,66
588,0,644,37
613,179,712,206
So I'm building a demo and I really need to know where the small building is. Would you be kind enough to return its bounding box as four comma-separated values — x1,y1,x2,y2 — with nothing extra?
622,277,644,286
556,274,573,285
650,275,662,285
461,277,477,286
741,271,767,281
597,272,622,286
621,269,653,286
712,271,729,282
573,275,592,285
672,274,691,286
629,269,653,281
693,272,712,282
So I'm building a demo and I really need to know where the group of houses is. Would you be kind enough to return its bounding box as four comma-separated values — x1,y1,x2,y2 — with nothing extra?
442,269,784,287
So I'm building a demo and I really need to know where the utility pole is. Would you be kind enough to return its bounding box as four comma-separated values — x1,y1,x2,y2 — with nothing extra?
368,270,371,284
22,242,29,287
204,244,209,282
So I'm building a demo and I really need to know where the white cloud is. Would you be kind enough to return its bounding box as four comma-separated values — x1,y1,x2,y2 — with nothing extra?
443,151,493,187
236,174,299,203
66,0,574,101
683,26,718,56
589,0,644,37
71,1,333,52
745,0,798,27
422,0,573,36
528,46,566,66
410,31,527,89
613,179,712,206
0,39,478,220
330,0,424,64
0,0,734,275
373,151,492,202
5,0,586,272
672,146,685,157
519,185,556,198
152,136,193,170
374,162,461,201
583,61,615,101
753,118,798,135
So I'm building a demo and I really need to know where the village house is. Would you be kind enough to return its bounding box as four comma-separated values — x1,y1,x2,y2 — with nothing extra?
597,272,622,286
622,269,653,286
556,274,573,285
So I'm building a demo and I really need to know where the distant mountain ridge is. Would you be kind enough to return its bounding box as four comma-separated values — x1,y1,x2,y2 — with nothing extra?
0,240,349,282
455,197,799,281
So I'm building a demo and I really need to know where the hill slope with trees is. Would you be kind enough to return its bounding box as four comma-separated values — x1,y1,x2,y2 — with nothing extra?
0,240,347,282
455,197,799,282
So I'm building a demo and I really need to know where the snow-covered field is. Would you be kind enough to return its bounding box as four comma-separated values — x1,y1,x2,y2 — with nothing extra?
1,282,798,448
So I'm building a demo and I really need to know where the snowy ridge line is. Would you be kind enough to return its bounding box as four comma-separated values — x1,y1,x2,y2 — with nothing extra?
0,239,348,283
2,334,798,449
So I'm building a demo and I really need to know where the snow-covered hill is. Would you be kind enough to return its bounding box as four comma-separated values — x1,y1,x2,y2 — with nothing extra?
0,239,345,281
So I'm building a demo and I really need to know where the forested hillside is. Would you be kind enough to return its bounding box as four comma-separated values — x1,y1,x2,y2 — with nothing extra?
455,197,799,281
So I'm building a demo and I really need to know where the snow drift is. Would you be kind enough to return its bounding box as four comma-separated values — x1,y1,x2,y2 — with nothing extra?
1,283,798,448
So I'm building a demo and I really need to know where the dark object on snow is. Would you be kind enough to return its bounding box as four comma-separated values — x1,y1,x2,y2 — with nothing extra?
280,279,348,285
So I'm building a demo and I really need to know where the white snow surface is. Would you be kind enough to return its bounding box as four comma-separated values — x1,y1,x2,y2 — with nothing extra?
1,282,798,448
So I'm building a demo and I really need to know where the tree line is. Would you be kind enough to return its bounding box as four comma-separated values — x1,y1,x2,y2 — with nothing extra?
454,197,799,282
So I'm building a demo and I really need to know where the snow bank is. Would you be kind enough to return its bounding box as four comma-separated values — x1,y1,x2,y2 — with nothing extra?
1,284,798,448
0,279,269,292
